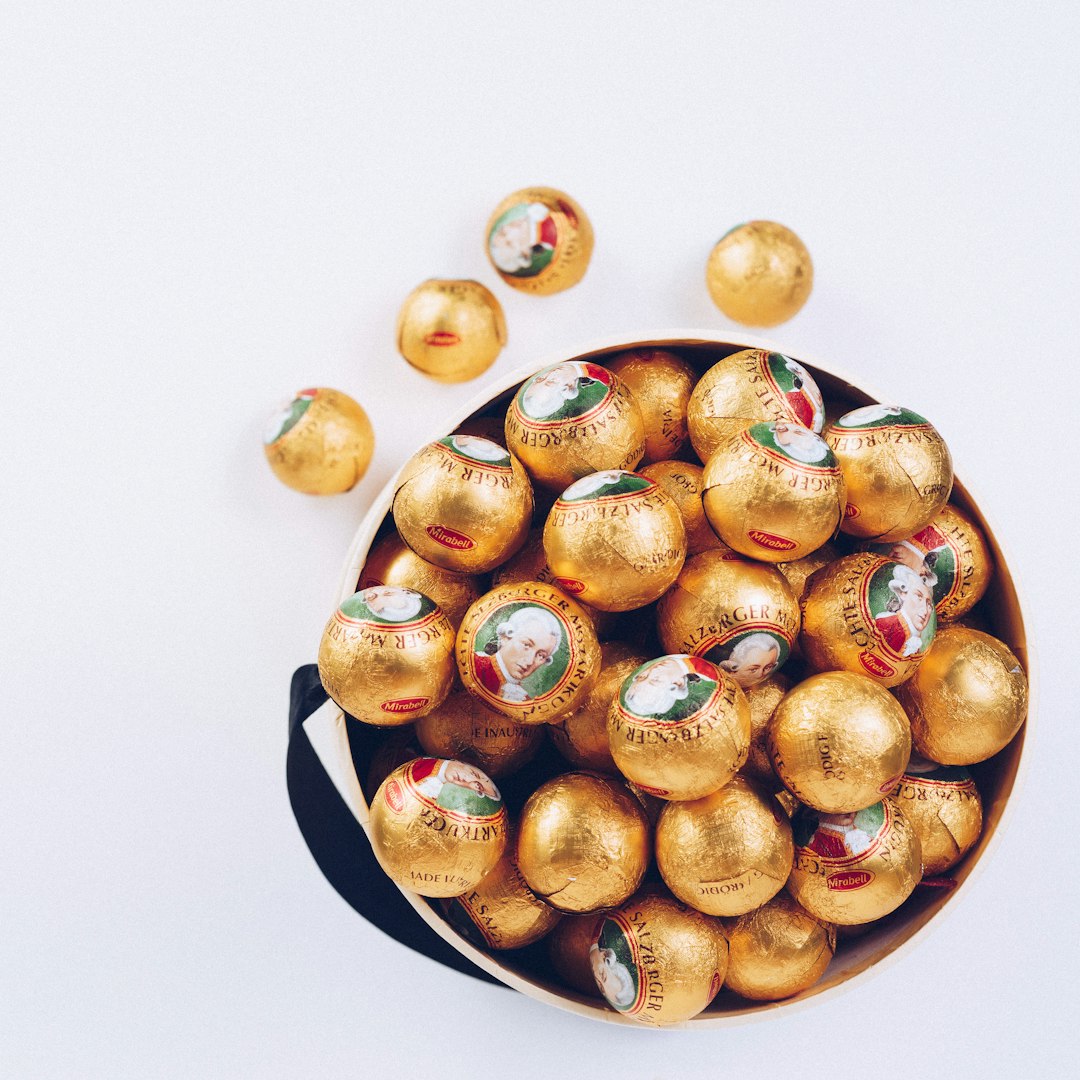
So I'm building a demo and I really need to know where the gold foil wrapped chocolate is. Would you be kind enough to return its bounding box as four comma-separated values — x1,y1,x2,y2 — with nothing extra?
701,421,845,563
543,470,686,611
392,436,532,574
722,891,836,1001
264,387,374,494
863,503,993,623
591,889,728,1024
890,755,983,876
548,914,605,996
318,587,455,725
517,772,650,913
504,361,645,491
606,348,697,464
776,542,841,604
396,279,507,383
491,526,615,639
742,672,791,785
358,532,481,630
656,775,794,916
441,825,562,949
485,186,594,295
826,405,953,542
455,581,601,725
705,221,814,328
768,671,912,813
687,349,825,462
415,687,543,778
789,798,922,924
895,626,1027,765
640,460,727,555
608,655,751,801
548,642,647,774
657,550,800,690
800,552,937,688
369,757,508,897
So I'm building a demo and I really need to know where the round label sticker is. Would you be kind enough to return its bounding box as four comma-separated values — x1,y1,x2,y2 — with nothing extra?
558,470,652,503
436,434,512,469
793,802,889,865
697,626,793,690
743,421,838,471
466,600,575,707
488,201,559,278
618,655,722,724
514,361,615,424
761,352,825,433
591,915,644,1013
338,586,438,628
264,388,318,444
868,520,957,611
834,404,930,430
862,561,937,660
400,757,504,822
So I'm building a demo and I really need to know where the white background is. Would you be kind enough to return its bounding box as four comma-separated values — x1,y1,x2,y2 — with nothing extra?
4,3,1078,1077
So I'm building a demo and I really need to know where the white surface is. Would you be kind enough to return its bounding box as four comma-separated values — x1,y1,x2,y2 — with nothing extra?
3,3,1077,1077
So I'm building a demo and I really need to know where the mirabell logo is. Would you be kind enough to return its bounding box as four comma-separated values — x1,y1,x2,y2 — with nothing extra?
424,331,461,347
381,697,429,713
426,524,476,550
844,503,860,518
827,870,874,891
384,780,406,814
556,577,586,594
747,529,797,551
859,653,895,678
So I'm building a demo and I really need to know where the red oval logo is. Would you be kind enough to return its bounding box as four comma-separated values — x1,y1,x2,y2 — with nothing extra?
384,779,405,813
426,524,476,550
844,503,860,518
878,773,903,794
556,577,586,594
827,870,874,891
424,331,460,347
381,697,430,713
859,652,896,678
747,529,798,551
708,972,722,1000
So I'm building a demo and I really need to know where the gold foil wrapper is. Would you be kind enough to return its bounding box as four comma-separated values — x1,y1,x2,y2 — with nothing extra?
504,361,645,491
656,775,794,916
800,552,937,688
455,581,601,725
825,405,953,542
741,672,791,785
705,221,813,328
491,526,615,639
890,758,983,876
392,436,533,574
777,542,841,604
863,503,993,623
415,686,542,778
657,550,801,690
364,728,423,798
543,471,687,612
369,757,508,898
722,891,836,1001
895,626,1027,765
640,460,728,555
768,671,912,813
318,588,455,725
591,888,728,1024
702,421,845,563
516,772,650,913
606,348,697,464
548,641,647,774
788,798,922,924
485,187,594,296
608,655,751,801
548,914,605,996
264,387,374,494
358,532,481,630
441,824,562,949
396,279,506,383
687,348,825,462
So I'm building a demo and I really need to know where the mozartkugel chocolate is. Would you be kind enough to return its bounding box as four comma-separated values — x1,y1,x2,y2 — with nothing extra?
606,348,697,464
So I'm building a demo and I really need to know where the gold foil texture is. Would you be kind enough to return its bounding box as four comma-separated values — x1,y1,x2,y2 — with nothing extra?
606,348,697,464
